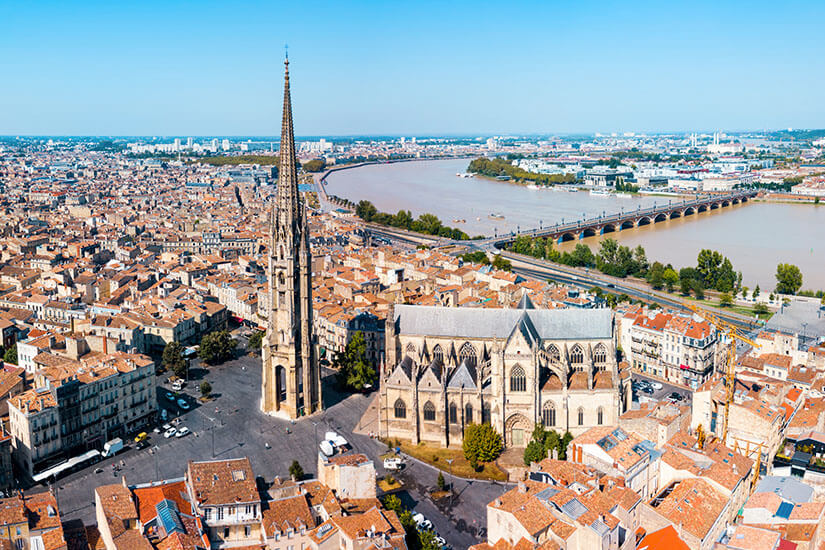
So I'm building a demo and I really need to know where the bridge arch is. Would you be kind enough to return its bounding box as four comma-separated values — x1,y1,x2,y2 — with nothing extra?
732,197,740,204
580,228,597,239
620,220,635,230
709,202,720,210
697,204,708,213
654,213,668,223
741,196,749,203
669,210,682,219
683,206,695,215
557,232,576,244
721,199,730,207
637,216,652,227
600,223,617,235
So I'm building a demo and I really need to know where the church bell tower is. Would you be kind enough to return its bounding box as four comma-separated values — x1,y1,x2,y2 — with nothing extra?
261,55,322,418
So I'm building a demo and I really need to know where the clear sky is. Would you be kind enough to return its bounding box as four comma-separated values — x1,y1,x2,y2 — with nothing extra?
2,0,824,136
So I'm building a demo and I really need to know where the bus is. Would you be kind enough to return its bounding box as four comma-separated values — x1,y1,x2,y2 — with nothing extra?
32,450,102,484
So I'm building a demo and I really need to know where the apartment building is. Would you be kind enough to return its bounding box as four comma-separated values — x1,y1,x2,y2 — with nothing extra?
8,351,156,476
622,311,720,389
185,458,262,548
0,492,66,550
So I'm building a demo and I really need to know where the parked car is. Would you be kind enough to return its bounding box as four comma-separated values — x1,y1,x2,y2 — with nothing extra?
651,382,663,390
670,392,685,401
172,379,185,391
177,398,190,410
164,427,177,438
176,427,190,438
413,513,432,531
134,432,149,444
383,457,404,470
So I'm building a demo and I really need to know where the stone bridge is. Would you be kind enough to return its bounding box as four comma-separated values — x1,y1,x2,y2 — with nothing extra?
476,190,758,248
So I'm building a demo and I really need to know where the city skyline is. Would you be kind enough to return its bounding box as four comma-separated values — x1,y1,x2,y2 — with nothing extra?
3,0,825,136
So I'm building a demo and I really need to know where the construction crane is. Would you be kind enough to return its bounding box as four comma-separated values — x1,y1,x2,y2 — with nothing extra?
684,303,760,444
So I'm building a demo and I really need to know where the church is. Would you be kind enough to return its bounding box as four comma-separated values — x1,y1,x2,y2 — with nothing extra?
380,295,631,448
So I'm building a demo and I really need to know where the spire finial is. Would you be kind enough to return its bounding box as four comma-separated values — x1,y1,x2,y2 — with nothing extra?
285,43,289,63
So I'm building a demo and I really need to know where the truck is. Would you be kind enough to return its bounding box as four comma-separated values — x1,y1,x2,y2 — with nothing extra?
103,438,124,458
319,440,335,457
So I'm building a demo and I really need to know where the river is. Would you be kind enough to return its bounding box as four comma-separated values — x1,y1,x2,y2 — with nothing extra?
325,158,825,290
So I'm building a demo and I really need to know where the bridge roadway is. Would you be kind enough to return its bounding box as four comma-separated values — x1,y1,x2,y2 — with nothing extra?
465,189,758,250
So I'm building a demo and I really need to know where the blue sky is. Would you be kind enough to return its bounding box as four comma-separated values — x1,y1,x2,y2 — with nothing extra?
1,0,824,136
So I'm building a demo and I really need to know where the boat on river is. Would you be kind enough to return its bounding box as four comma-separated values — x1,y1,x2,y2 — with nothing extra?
488,213,505,220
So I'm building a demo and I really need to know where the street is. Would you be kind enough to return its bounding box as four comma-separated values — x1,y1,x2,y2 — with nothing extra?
631,372,692,407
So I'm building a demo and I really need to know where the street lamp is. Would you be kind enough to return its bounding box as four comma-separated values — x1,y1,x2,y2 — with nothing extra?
446,458,454,506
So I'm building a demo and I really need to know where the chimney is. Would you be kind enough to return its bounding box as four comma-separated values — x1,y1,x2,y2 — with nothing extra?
103,337,108,355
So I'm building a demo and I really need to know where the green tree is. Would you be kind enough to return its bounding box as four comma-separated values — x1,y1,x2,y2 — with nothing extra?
662,268,679,292
436,471,446,491
570,244,595,267
754,303,769,315
720,292,734,307
162,341,186,378
199,381,212,397
334,331,376,392
418,529,441,550
775,263,803,295
679,277,692,296
462,423,503,463
492,255,512,272
559,431,574,460
289,460,304,480
247,330,264,351
198,331,237,365
646,262,665,289
3,344,17,365
753,285,760,300
693,281,705,300
302,158,326,172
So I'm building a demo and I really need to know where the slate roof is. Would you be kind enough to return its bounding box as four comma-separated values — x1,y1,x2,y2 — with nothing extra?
393,305,612,340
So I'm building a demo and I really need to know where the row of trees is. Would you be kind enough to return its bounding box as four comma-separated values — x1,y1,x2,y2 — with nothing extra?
460,250,512,272
467,157,577,186
355,200,471,240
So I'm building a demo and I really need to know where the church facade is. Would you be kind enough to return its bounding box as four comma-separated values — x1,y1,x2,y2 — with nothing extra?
380,297,631,448
261,57,322,418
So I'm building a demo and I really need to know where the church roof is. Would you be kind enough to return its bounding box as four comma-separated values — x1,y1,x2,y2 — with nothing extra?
393,305,612,340
517,292,536,310
448,359,478,389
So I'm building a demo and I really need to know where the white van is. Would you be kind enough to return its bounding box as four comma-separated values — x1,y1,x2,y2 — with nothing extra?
319,440,335,457
383,457,404,470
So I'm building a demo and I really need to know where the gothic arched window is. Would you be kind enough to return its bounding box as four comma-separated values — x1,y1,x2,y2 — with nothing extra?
423,401,436,421
597,407,604,425
432,345,444,363
459,342,477,368
570,345,584,365
449,403,457,424
482,403,491,424
394,399,406,419
577,407,584,426
594,344,607,364
465,403,473,424
542,402,556,427
510,365,526,392
547,344,561,362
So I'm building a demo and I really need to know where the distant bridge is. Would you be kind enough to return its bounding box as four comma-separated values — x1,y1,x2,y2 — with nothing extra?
465,190,758,250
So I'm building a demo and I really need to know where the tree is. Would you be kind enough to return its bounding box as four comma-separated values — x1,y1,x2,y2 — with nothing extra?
492,255,512,272
720,292,734,307
462,423,503,464
419,529,442,550
752,285,760,300
436,472,446,491
355,200,377,221
692,280,705,300
334,331,376,392
775,263,803,295
199,381,212,397
559,431,574,460
754,303,769,315
2,344,17,366
248,330,264,351
646,262,665,289
289,460,304,481
523,439,546,466
198,330,237,365
162,341,186,378
679,277,692,296
302,158,326,172
662,268,679,292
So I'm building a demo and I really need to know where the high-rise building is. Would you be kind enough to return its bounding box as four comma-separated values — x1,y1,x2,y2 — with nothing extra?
261,57,322,418
186,136,193,149
222,138,230,151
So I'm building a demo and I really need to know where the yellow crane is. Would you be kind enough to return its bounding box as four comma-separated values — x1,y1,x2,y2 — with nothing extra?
684,303,760,443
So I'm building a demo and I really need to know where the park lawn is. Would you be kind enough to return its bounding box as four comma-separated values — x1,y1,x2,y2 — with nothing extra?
676,293,773,321
394,440,508,481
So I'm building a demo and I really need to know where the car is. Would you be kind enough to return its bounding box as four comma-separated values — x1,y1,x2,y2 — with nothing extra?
172,379,184,391
177,398,190,410
162,423,172,431
153,427,162,434
134,432,149,444
435,536,447,547
137,439,151,449
175,427,190,438
383,457,404,470
412,513,432,531
651,382,663,390
642,387,654,394
163,427,177,438
670,392,685,401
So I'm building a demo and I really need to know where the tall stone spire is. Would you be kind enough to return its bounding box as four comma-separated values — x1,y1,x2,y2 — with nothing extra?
262,55,322,418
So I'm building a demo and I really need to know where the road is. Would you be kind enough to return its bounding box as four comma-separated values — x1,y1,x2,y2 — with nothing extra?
47,336,496,549
631,373,692,408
